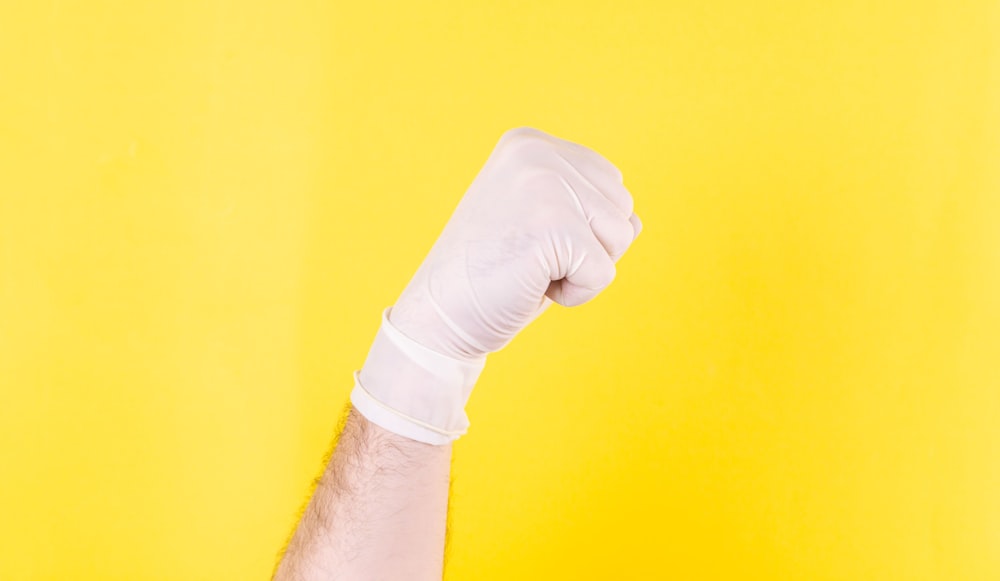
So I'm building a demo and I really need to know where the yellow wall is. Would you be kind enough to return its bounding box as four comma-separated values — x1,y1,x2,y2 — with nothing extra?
1,1,998,579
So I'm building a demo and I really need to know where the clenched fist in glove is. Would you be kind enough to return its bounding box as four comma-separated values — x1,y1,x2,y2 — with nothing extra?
351,127,643,444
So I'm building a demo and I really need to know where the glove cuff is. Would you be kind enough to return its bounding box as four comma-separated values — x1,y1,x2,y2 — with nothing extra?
350,307,487,445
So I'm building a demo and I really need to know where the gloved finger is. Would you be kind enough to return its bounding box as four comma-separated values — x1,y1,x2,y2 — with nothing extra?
629,213,643,241
559,138,625,184
555,149,634,218
590,212,636,262
558,170,636,261
544,234,616,307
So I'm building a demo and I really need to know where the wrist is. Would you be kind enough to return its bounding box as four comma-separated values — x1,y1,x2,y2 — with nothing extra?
390,289,489,361
351,307,487,445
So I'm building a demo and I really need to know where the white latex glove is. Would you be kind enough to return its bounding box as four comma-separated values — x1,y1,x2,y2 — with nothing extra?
351,127,642,444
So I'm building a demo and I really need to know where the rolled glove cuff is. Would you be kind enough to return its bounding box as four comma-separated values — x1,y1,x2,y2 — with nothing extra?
350,307,487,445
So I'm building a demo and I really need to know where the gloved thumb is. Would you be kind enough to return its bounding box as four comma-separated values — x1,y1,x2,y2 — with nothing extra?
544,234,617,307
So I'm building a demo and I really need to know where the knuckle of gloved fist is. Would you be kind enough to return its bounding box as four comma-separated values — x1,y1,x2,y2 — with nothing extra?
591,259,617,289
601,176,634,217
577,147,625,185
500,126,545,143
500,132,553,164
620,190,635,217
594,214,635,258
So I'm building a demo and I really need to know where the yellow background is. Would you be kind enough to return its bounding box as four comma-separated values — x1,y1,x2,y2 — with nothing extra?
1,1,998,579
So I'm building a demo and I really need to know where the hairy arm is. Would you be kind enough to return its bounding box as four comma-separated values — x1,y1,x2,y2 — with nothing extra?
272,406,452,581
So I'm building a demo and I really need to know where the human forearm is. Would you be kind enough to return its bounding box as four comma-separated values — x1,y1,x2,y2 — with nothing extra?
273,406,451,581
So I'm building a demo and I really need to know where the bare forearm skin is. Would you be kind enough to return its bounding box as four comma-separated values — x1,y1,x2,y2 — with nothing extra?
273,406,452,581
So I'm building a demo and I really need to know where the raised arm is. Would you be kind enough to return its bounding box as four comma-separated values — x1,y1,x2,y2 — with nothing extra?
273,127,642,580
272,407,451,580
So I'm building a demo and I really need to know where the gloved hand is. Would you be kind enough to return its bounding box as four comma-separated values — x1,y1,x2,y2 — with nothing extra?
351,127,642,444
